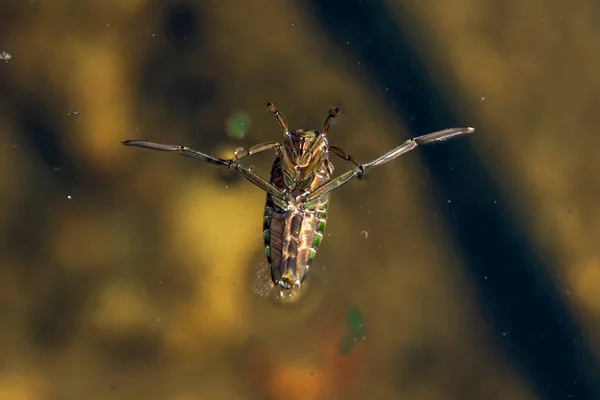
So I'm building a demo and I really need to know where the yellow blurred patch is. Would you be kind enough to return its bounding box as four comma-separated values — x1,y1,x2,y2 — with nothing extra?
164,174,264,349
66,38,134,169
48,206,133,272
572,259,600,316
0,373,43,400
90,279,155,333
268,363,328,400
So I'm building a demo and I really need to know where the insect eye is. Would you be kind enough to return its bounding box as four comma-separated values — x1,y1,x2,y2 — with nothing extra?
313,131,320,137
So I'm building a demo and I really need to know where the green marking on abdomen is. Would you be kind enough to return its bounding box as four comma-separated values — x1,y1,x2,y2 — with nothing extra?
317,217,326,234
313,233,323,249
308,247,317,262
309,207,327,259
263,214,271,261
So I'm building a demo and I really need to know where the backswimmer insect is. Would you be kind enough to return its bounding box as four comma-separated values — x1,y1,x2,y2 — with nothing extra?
123,103,474,302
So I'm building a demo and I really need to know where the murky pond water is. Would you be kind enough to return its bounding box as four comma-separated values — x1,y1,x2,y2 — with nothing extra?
1,1,600,399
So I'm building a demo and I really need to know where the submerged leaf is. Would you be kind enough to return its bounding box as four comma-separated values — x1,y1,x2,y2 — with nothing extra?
346,307,365,340
339,333,356,355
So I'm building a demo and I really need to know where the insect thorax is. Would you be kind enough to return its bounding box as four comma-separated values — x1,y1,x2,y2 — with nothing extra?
280,130,332,191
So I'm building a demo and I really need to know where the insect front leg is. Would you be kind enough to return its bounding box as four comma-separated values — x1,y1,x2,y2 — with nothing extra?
232,141,281,162
329,145,365,175
122,140,287,201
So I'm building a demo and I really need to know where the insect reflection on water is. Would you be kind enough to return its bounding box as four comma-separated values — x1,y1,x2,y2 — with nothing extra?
123,103,474,303
339,307,366,355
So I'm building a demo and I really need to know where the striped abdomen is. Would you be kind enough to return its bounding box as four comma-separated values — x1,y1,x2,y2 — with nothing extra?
263,199,328,288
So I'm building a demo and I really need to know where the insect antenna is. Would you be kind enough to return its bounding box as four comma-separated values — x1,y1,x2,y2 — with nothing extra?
266,102,289,133
323,107,339,134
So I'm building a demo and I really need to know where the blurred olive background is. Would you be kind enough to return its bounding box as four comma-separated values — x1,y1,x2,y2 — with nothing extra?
1,0,599,399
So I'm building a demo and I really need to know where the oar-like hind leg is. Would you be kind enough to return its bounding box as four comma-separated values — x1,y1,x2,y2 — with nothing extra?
122,140,286,201
305,127,475,203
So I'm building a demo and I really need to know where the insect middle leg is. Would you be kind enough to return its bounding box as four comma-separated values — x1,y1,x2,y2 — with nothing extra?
122,140,286,200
